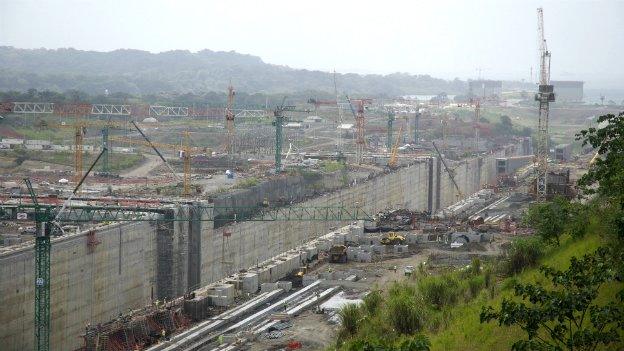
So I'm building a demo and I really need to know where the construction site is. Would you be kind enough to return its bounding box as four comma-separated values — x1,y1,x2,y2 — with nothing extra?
0,6,622,351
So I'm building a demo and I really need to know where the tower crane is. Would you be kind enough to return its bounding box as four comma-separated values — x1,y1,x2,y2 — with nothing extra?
386,110,395,151
225,84,236,155
535,7,556,201
346,96,372,164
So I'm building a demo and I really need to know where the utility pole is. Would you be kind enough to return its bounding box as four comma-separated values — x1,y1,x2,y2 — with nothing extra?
535,7,555,201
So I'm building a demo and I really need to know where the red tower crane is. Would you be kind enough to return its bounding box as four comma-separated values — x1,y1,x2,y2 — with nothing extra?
346,96,372,164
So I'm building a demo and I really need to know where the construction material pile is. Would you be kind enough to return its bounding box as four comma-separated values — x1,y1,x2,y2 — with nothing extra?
366,209,429,232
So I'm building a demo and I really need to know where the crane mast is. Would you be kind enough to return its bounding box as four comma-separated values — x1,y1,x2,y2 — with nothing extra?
535,7,555,201
474,99,480,152
225,84,236,155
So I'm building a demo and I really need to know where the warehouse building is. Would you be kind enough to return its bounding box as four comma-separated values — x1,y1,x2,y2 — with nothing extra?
551,81,584,102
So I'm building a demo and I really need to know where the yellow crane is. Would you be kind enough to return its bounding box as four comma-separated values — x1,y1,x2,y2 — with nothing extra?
388,125,404,168
109,132,210,196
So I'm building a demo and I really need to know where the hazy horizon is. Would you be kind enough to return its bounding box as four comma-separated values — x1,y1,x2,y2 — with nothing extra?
1,0,623,89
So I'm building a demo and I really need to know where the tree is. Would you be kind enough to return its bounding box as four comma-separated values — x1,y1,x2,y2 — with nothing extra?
481,248,624,351
576,112,624,207
523,196,570,245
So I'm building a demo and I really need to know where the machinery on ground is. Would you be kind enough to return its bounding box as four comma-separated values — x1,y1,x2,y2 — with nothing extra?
329,245,347,263
380,232,406,245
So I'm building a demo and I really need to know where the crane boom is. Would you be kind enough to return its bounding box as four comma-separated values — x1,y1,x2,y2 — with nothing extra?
388,125,403,168
432,141,463,199
130,120,181,182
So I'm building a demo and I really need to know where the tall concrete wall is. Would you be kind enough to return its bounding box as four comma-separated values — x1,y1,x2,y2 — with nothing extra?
199,158,431,285
0,142,523,350
0,221,158,351
197,143,520,286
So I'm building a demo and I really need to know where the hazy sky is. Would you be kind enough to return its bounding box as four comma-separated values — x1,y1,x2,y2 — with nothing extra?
1,0,623,88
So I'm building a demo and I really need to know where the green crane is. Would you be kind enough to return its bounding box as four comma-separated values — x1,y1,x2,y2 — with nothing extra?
11,149,370,351
26,147,108,351
387,110,395,151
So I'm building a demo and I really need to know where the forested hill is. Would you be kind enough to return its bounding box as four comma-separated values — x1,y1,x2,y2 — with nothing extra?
0,46,467,96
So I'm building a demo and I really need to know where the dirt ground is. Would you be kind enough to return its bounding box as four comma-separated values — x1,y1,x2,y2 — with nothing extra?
248,233,512,351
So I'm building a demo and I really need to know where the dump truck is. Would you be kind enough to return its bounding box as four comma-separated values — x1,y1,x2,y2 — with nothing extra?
380,232,406,245
329,245,347,263
293,265,309,287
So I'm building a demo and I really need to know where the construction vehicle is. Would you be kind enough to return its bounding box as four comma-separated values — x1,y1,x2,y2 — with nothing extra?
380,232,406,245
293,265,309,287
404,265,414,276
329,245,347,263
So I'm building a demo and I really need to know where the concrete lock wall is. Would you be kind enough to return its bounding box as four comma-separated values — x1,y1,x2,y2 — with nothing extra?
0,221,158,351
0,142,524,350
197,144,520,286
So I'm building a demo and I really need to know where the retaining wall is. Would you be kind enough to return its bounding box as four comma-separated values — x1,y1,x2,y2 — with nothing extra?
0,222,158,350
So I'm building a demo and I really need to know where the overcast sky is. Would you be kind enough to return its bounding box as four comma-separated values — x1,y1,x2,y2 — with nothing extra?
1,0,623,88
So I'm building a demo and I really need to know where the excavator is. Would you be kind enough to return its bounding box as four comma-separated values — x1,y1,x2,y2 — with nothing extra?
380,232,406,245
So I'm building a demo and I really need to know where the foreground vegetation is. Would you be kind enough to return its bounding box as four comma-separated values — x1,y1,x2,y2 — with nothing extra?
333,112,624,350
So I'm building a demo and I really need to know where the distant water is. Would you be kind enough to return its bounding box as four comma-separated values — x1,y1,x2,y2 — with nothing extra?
584,89,624,105
403,95,457,101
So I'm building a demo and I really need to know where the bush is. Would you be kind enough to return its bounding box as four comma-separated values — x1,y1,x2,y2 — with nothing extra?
387,293,426,334
362,290,383,316
233,177,259,189
504,237,543,275
417,275,462,309
338,303,361,338
467,275,485,299
470,257,481,275
483,266,493,288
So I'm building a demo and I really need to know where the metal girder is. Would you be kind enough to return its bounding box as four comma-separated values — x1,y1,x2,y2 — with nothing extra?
2,204,373,222
91,104,132,116
149,105,189,117
233,109,269,119
11,102,55,114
